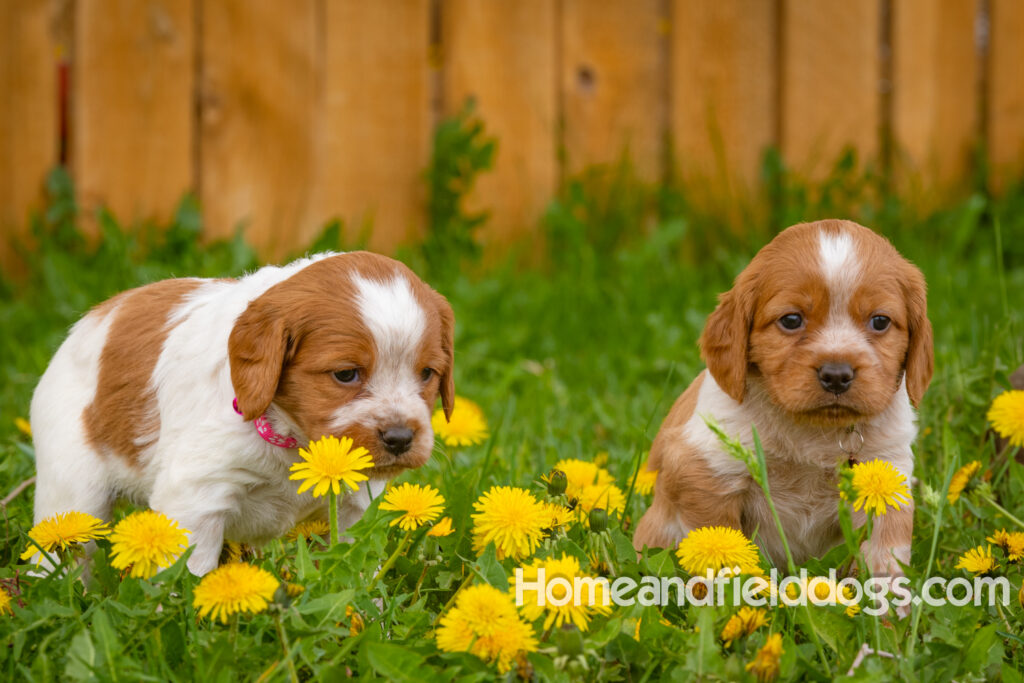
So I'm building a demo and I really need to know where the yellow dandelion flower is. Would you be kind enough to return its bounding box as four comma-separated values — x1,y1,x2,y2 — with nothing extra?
746,633,784,682
947,461,982,504
427,516,455,537
14,417,32,438
379,483,445,531
20,511,110,563
431,397,489,447
108,510,190,579
289,435,374,498
988,529,1024,562
471,486,549,560
632,458,658,496
285,583,304,598
513,554,611,632
676,526,763,577
346,605,365,636
955,545,999,575
574,483,626,522
0,587,12,616
540,502,575,531
553,458,616,498
988,390,1024,448
192,563,279,623
782,576,860,614
286,519,331,542
435,584,538,673
850,459,911,516
720,606,768,647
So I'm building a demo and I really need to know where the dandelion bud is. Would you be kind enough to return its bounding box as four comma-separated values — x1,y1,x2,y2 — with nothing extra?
547,469,567,496
588,507,608,532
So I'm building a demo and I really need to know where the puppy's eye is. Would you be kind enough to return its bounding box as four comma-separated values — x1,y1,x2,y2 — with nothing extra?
778,313,804,331
420,368,435,382
870,315,891,332
333,368,360,385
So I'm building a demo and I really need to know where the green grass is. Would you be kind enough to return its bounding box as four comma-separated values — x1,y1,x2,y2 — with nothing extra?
1,151,1024,681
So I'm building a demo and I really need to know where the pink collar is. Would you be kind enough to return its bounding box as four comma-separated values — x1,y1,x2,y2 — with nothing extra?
233,398,299,449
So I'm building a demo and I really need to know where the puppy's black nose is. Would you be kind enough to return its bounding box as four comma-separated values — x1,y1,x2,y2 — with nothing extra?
818,363,855,394
380,427,415,455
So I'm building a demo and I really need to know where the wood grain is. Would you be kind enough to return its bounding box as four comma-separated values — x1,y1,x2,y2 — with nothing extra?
989,0,1024,193
891,0,978,196
317,0,431,252
199,0,319,259
0,0,58,275
442,0,557,247
781,0,880,178
74,0,194,232
671,0,777,195
562,0,666,182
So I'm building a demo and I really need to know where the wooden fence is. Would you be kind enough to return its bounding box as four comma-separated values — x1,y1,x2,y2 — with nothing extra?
2,0,1024,272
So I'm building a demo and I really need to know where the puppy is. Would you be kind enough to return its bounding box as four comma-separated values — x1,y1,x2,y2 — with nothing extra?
30,251,454,575
634,220,932,579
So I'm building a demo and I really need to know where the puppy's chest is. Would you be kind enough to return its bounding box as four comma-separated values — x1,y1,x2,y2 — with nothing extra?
224,462,322,544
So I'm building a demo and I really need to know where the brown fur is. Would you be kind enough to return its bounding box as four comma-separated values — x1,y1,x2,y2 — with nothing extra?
84,278,202,463
227,252,455,471
637,220,929,579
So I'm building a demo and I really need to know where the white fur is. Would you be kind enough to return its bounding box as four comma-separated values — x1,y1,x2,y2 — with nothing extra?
685,371,916,564
29,253,429,576
816,230,872,358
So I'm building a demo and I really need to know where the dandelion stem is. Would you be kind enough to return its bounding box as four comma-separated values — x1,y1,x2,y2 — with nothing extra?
982,494,1024,530
328,490,339,546
274,612,299,683
368,530,413,592
748,428,831,673
433,572,474,627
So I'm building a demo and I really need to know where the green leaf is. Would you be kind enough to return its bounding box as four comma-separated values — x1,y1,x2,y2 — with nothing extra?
962,623,1000,674
473,544,506,587
294,535,320,581
363,642,430,682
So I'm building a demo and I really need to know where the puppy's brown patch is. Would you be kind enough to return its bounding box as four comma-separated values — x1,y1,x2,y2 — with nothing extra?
84,279,201,463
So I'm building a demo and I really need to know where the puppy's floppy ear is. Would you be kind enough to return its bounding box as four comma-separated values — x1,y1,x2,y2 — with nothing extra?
229,301,290,421
700,283,755,403
435,293,456,421
902,264,933,407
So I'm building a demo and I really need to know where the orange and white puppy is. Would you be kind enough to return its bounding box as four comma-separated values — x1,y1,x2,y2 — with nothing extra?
634,220,932,578
30,252,454,575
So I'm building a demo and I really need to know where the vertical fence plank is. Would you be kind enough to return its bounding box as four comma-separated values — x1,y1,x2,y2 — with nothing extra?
671,0,776,197
318,0,431,253
781,0,880,178
199,0,319,259
892,0,978,196
562,0,666,182
989,0,1024,193
442,0,557,247
0,0,58,275
74,0,194,232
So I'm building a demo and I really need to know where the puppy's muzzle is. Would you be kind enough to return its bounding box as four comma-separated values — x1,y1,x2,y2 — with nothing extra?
379,426,415,455
818,362,855,394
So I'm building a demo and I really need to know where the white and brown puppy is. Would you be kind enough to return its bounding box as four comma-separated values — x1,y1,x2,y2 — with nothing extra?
30,251,454,575
634,220,932,578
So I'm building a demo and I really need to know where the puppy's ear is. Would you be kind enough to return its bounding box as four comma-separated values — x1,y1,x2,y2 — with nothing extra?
700,285,755,403
902,265,933,407
436,293,456,420
229,302,290,421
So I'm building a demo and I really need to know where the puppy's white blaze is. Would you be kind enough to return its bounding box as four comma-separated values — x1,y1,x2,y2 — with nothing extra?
329,275,430,430
817,229,869,357
818,229,861,311
353,274,426,363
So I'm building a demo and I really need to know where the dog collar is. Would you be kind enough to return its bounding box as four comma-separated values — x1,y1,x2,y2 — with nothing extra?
232,398,299,449
839,424,864,463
